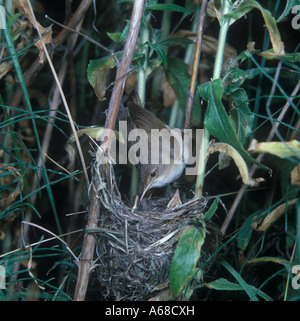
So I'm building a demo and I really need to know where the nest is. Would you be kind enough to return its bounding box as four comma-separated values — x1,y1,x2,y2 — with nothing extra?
90,152,218,301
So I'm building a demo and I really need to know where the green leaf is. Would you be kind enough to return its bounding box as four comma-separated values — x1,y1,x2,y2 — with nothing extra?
221,260,259,301
107,32,122,42
237,212,260,251
203,278,272,301
146,4,190,14
169,226,206,297
203,196,219,221
7,13,21,27
224,65,277,91
157,37,193,47
224,0,284,56
148,42,167,67
200,79,269,170
165,57,201,126
107,20,130,43
277,0,300,22
229,88,254,145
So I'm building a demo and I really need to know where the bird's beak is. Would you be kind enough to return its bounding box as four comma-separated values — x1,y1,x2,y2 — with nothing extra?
139,182,153,203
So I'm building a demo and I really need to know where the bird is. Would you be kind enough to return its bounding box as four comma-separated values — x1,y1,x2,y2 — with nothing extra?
124,91,190,203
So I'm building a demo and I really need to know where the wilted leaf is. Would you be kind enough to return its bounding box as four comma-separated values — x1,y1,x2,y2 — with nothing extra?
65,127,124,167
252,199,298,231
206,143,264,187
207,0,222,22
88,52,143,100
169,226,206,297
12,0,52,63
0,61,13,80
291,164,300,186
87,56,117,101
0,164,23,210
161,73,176,108
260,49,300,62
248,139,300,159
224,0,285,56
247,256,290,266
124,71,137,95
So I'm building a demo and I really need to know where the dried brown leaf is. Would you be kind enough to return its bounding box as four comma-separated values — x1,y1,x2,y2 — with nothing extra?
161,73,176,108
252,199,298,231
12,0,52,63
0,164,23,209
291,164,300,186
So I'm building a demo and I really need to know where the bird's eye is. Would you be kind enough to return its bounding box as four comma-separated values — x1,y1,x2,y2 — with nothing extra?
150,171,156,178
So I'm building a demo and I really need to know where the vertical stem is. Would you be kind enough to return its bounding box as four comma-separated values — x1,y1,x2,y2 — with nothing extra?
184,0,208,129
213,0,232,80
212,0,232,80
74,187,100,301
168,5,201,129
137,10,150,105
195,0,233,198
151,0,172,101
75,0,145,300
130,4,150,198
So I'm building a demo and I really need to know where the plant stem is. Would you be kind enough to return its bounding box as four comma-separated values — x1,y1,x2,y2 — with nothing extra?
75,0,145,300
184,0,208,129
212,0,232,80
151,0,172,101
194,0,233,198
168,5,201,129
130,5,150,198
137,10,150,105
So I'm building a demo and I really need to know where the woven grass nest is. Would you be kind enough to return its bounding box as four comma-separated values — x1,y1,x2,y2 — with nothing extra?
91,152,218,301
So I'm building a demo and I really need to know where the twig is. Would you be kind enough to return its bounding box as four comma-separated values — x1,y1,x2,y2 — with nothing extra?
0,229,82,259
45,14,119,65
74,0,145,301
21,221,79,263
184,0,208,129
53,0,93,48
103,0,144,137
74,187,100,301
